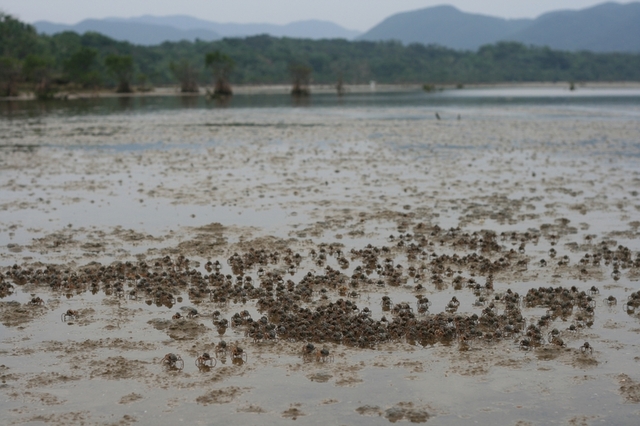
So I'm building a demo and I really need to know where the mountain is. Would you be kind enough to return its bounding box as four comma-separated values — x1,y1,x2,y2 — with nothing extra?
34,20,220,45
31,2,640,51
33,16,361,45
358,2,640,53
358,5,532,50
107,15,362,39
506,2,640,52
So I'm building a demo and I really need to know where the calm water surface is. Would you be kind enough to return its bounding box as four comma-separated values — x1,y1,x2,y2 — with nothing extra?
2,87,640,119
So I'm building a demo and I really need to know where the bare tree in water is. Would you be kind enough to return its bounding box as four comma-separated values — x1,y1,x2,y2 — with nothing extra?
331,61,348,96
205,51,234,97
170,60,199,93
289,63,311,97
104,54,133,93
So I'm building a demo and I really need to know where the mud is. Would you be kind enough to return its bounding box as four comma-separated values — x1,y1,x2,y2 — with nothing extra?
148,318,210,340
0,301,48,328
618,374,640,403
196,386,247,405
1,97,640,424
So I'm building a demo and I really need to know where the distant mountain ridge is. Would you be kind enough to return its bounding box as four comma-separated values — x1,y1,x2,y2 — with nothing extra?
359,5,532,51
34,19,220,45
32,2,640,52
106,15,362,40
34,16,361,46
506,2,640,52
359,1,640,52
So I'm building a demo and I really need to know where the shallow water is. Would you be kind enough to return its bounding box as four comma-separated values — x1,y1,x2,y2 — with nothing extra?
2,86,640,119
1,89,640,425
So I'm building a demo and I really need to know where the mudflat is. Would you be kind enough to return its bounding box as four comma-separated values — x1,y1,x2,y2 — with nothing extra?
1,100,639,425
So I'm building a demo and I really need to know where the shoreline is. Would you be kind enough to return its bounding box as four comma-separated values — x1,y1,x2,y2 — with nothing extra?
2,81,640,101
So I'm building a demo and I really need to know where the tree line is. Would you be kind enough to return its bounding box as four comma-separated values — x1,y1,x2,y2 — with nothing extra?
2,12,640,99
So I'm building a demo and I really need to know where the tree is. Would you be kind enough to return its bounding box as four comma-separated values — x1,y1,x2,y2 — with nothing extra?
289,62,311,96
0,13,43,59
205,51,234,96
170,59,198,93
64,47,99,88
22,55,54,99
136,73,152,92
0,56,21,97
331,61,348,96
104,54,133,93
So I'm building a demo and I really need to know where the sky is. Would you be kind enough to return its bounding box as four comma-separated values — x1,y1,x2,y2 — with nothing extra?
0,0,633,31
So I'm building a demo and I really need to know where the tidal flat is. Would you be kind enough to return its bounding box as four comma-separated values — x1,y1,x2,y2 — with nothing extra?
1,95,640,425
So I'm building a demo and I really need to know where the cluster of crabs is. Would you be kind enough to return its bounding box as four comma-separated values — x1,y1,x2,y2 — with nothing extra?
159,341,247,371
160,341,334,372
3,223,638,364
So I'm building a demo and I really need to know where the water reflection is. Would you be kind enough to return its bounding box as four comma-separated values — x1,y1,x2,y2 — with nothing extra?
180,95,199,108
291,95,311,107
205,94,232,108
117,96,134,110
2,87,640,119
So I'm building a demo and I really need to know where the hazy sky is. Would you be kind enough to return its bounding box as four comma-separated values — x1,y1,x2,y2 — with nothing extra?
0,0,633,30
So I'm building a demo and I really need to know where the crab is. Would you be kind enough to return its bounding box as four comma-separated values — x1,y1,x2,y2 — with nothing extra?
603,295,617,306
61,309,77,322
229,343,247,362
580,341,593,355
549,335,566,347
186,308,198,319
172,312,182,320
195,352,216,368
446,296,460,312
567,324,578,333
417,297,432,314
160,353,184,370
29,296,45,306
381,296,393,311
252,331,264,343
0,282,14,296
502,324,518,339
519,338,532,351
458,334,471,351
315,347,334,363
265,329,278,342
302,343,316,362
215,340,228,358
392,302,413,315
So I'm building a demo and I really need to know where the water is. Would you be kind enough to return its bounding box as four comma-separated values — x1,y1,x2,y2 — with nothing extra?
2,86,640,120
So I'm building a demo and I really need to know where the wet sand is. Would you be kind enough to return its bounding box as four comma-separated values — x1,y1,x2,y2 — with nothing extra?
1,103,640,425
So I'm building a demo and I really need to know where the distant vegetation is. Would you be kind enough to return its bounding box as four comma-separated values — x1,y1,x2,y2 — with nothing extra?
205,51,234,96
1,12,640,97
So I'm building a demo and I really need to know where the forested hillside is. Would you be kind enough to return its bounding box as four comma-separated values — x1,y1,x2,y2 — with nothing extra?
1,12,640,97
